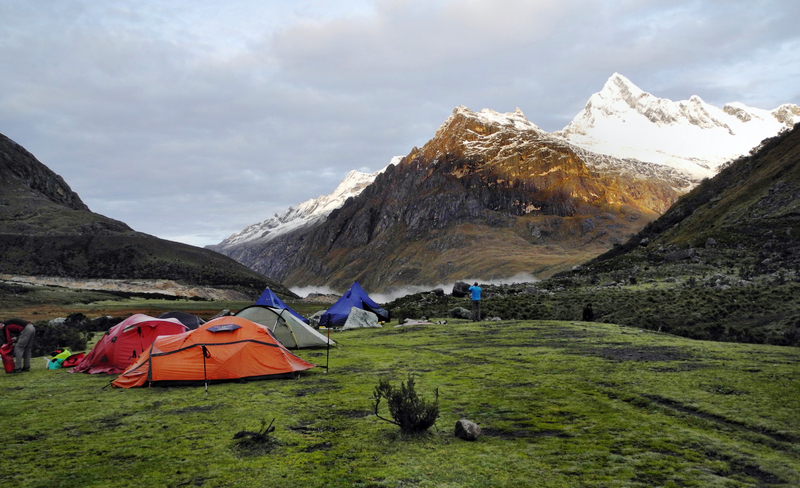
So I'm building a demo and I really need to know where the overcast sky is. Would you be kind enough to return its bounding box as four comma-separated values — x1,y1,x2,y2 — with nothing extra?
2,0,798,247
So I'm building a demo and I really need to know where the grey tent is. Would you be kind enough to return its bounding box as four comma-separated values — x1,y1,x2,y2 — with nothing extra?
341,307,382,330
234,305,335,349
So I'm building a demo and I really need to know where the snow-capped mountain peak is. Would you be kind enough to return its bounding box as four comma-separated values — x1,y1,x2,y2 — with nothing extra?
448,105,543,134
210,159,399,250
555,74,800,178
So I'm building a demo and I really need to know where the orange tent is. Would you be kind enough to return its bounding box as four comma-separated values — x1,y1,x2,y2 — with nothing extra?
112,316,316,388
71,314,188,374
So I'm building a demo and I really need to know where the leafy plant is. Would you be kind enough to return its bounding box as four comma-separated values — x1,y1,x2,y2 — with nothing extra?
373,374,439,434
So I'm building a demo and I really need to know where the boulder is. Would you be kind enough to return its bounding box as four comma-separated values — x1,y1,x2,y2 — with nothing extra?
342,307,381,330
452,281,471,298
580,218,596,233
664,248,696,262
431,288,444,297
454,419,481,441
449,307,471,319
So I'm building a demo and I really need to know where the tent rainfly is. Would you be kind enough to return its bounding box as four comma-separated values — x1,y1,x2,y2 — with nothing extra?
320,281,390,328
111,316,316,388
71,314,188,374
235,305,335,348
254,288,309,324
157,311,205,330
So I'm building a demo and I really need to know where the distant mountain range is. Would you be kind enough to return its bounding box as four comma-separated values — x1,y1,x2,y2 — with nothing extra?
5,72,797,299
0,133,292,299
210,74,799,293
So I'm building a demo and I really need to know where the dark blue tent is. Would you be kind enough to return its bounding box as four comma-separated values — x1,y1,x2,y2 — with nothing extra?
320,282,390,328
255,288,309,324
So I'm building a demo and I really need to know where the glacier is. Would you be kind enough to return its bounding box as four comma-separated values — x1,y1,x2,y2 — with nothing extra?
554,73,800,179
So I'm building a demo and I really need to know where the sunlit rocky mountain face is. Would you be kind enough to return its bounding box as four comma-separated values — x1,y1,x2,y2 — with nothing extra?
210,74,800,293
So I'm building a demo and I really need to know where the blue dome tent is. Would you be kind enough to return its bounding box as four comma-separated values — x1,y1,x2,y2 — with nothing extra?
320,282,390,328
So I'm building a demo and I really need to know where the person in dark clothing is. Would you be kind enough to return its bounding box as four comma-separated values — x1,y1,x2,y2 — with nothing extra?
1,318,36,372
468,282,482,322
582,303,594,322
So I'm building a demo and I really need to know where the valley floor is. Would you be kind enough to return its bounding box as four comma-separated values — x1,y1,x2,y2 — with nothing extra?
1,318,798,487
0,275,253,301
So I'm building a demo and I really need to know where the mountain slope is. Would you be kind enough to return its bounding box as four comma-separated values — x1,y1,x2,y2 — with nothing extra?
209,162,397,254
222,106,688,292
590,122,800,268
0,133,293,298
388,123,800,345
526,122,800,344
555,73,800,178
213,74,798,293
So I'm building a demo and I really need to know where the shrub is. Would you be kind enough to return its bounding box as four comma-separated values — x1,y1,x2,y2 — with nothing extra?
449,307,471,319
32,321,87,357
373,374,439,434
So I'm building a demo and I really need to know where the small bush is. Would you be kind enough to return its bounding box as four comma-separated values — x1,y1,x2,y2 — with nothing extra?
373,374,439,434
32,321,87,357
449,307,471,319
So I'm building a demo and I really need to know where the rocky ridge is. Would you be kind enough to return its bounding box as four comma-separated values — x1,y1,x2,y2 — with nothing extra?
1,133,90,212
223,105,689,292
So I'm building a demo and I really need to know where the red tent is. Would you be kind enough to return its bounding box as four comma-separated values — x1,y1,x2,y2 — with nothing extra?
71,314,188,374
112,316,315,388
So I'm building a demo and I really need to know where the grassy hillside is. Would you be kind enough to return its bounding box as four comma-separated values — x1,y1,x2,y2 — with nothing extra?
388,279,800,346
1,318,798,487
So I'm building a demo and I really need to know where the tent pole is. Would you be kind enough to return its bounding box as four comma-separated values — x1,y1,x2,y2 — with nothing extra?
326,326,330,374
201,345,210,395
278,309,300,349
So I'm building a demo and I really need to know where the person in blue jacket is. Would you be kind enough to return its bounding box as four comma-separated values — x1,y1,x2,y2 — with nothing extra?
468,282,482,322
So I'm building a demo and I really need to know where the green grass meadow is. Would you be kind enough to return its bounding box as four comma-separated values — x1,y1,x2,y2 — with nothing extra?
2,319,799,487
